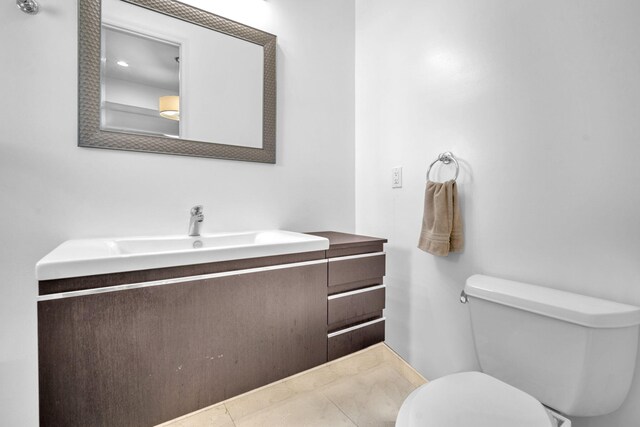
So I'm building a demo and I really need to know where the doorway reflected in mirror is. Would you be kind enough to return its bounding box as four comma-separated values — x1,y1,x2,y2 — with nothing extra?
101,25,181,138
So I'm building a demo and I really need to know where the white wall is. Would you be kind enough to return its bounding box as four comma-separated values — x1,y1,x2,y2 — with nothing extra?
0,0,355,424
355,0,640,425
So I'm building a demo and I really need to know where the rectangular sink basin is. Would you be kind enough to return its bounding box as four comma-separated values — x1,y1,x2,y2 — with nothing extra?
36,230,330,281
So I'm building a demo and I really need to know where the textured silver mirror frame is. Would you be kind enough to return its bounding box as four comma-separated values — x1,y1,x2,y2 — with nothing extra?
79,0,277,163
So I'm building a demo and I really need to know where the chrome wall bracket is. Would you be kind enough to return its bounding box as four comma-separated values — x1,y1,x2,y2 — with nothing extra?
17,0,39,15
460,290,468,304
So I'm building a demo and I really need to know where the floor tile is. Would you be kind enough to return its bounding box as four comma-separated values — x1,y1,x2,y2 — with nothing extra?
225,381,297,421
159,404,235,427
320,364,417,427
234,391,356,427
284,364,341,393
381,346,428,388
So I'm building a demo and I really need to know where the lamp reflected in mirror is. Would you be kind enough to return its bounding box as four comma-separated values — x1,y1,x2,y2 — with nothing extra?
159,96,180,121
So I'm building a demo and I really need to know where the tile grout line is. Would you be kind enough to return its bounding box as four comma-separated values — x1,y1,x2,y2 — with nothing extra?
323,393,360,427
222,403,238,427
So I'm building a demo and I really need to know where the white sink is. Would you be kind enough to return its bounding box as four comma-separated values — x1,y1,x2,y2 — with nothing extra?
36,230,330,280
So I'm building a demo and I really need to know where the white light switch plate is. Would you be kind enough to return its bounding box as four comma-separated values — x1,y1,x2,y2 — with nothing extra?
392,167,402,188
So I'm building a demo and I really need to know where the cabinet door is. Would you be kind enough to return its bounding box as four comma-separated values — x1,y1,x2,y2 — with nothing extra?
38,262,327,427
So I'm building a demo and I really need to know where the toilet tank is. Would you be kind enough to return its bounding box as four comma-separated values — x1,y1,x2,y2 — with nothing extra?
465,275,640,417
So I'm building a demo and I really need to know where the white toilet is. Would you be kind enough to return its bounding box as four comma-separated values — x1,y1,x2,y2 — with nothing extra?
396,274,640,426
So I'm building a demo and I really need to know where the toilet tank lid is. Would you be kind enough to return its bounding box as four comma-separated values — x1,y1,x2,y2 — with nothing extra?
465,275,640,328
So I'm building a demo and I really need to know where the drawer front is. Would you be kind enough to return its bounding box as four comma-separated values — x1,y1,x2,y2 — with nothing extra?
328,253,385,290
327,243,384,258
328,285,385,327
327,318,385,361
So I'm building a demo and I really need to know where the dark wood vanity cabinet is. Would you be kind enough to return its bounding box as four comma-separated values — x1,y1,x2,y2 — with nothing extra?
38,257,328,427
38,232,386,426
307,232,387,361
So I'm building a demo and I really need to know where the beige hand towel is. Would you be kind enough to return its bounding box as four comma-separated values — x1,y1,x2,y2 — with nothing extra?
418,180,464,256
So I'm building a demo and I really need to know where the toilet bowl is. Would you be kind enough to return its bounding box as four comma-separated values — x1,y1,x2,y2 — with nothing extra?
397,372,569,427
396,274,640,427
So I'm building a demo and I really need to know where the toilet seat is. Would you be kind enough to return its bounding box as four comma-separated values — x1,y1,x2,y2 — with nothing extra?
396,372,555,427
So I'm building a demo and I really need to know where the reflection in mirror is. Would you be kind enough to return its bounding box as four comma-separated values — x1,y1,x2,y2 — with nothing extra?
79,0,276,163
101,26,181,138
101,0,264,148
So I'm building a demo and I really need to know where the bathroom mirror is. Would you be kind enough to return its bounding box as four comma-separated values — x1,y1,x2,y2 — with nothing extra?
79,0,277,163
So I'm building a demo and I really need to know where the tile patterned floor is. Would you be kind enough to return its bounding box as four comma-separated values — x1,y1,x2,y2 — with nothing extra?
157,343,427,427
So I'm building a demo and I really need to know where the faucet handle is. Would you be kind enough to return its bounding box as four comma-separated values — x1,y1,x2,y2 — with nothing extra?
191,205,203,216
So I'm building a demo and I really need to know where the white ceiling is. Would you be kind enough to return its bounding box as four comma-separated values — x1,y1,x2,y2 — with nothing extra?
103,26,180,91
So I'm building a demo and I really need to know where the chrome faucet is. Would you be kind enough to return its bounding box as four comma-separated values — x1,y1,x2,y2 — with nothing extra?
188,205,204,236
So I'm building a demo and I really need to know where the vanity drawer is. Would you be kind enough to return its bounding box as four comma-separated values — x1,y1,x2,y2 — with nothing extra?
328,285,385,328
328,253,385,291
328,318,385,361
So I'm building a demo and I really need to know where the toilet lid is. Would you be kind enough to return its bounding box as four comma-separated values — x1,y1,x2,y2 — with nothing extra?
396,372,554,427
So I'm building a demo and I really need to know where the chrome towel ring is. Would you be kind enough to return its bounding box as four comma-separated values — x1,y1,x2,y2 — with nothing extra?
426,151,459,181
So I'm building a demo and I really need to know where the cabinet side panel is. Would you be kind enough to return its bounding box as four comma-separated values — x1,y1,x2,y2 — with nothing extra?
38,263,327,427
